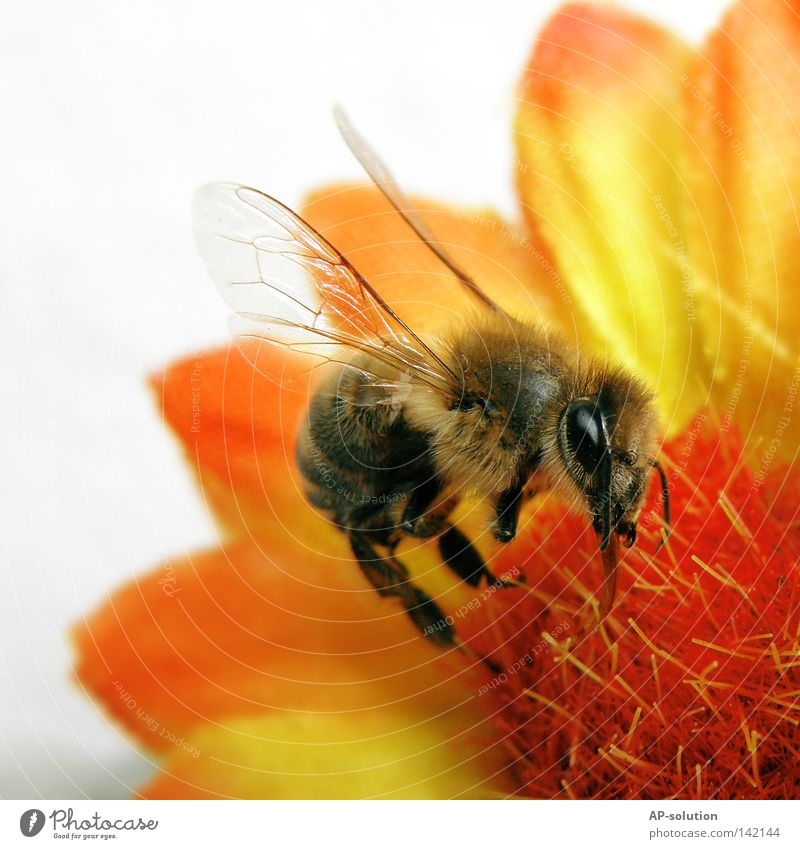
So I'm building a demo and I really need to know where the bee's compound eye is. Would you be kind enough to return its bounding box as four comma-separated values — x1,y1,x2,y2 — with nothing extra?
566,401,606,475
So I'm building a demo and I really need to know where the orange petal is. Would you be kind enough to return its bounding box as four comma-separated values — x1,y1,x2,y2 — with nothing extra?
515,4,705,431
139,710,514,800
150,344,316,541
301,184,566,330
73,536,491,756
683,0,800,458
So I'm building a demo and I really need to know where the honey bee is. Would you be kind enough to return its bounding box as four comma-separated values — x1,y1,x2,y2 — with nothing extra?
193,108,670,648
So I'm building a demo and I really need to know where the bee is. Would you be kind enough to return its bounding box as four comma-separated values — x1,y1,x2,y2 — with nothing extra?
193,108,670,648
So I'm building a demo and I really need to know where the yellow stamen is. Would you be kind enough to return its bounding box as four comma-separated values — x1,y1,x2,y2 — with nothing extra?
691,555,755,612
660,530,679,568
628,618,693,674
717,493,753,540
770,642,785,675
690,575,721,630
651,654,662,703
614,674,651,715
683,677,732,690
762,709,799,727
598,621,613,653
765,696,800,712
652,701,667,725
683,679,716,710
523,688,573,720
636,551,692,601
609,744,658,772
743,725,762,789
598,747,625,774
624,706,642,750
562,653,604,686
699,661,719,681
560,780,577,800
691,638,755,659
742,633,774,642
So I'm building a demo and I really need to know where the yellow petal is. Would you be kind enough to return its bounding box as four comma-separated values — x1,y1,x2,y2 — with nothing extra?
139,709,514,799
515,4,706,432
684,0,800,459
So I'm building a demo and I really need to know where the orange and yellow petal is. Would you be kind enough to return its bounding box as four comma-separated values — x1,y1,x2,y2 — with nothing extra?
150,344,318,542
73,532,516,798
140,710,512,800
683,0,800,459
73,537,498,753
515,3,705,431
301,184,565,331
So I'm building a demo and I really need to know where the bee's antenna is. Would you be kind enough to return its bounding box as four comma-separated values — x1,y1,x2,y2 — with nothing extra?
651,459,671,552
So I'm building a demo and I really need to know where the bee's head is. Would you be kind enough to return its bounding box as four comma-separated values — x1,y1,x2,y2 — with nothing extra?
556,372,666,550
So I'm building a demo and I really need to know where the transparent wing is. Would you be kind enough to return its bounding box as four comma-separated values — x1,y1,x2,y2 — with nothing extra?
333,105,504,314
193,182,457,392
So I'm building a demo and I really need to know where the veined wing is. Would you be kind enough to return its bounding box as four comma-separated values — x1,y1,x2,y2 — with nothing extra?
193,182,458,394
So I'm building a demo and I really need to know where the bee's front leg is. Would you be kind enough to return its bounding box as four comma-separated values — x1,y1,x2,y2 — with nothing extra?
401,477,453,538
492,484,524,543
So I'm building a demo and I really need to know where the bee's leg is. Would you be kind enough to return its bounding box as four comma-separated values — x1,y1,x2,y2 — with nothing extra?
492,484,524,543
438,524,502,588
401,477,448,538
348,532,456,647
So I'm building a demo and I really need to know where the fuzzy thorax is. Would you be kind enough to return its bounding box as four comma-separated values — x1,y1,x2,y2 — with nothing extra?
405,312,661,532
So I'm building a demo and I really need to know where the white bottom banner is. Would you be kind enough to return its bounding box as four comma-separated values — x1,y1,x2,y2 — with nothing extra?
1,800,797,848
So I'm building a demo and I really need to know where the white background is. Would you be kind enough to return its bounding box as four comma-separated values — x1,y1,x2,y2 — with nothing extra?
1,0,730,798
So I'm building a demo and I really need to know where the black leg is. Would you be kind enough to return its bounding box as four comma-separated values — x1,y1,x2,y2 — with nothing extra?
438,524,496,587
493,485,523,542
402,477,440,528
349,532,455,647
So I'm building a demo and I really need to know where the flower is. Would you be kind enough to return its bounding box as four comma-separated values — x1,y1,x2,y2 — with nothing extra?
74,0,800,798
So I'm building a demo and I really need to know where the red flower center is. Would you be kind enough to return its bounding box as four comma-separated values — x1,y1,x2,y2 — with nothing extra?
460,415,800,799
